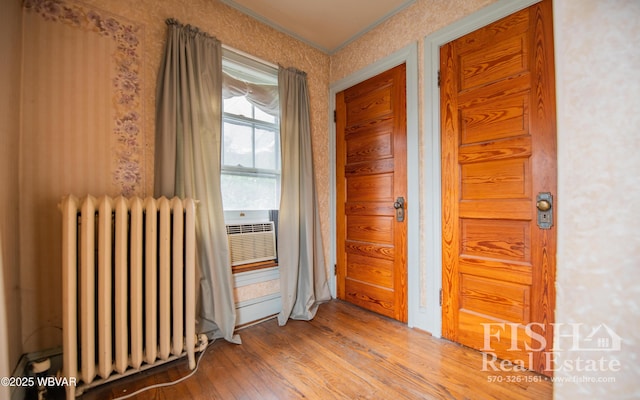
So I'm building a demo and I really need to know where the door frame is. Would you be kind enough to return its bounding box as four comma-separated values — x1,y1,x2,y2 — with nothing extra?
423,0,544,337
329,44,420,326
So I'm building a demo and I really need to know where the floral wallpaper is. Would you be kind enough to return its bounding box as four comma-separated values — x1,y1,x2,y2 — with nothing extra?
24,0,144,197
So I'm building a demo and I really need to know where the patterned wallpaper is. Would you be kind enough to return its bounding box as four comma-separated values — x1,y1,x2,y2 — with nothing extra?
330,0,494,82
21,1,143,352
25,0,145,197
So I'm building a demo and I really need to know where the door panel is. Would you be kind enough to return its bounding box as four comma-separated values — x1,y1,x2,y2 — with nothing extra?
336,64,407,322
441,0,556,375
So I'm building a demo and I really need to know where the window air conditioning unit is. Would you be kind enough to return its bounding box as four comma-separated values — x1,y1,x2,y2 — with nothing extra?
226,222,277,266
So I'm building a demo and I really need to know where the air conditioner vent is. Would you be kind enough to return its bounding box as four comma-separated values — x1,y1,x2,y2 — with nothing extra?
226,222,276,266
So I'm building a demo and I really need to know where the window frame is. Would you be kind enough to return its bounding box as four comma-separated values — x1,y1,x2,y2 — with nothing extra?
221,49,281,212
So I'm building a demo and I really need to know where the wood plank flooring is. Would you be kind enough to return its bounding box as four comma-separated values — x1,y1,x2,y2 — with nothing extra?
83,300,552,399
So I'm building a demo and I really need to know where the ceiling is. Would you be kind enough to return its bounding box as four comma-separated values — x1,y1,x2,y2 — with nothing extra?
220,0,416,54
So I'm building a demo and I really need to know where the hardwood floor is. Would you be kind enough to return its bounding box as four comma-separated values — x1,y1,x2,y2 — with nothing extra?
83,300,551,399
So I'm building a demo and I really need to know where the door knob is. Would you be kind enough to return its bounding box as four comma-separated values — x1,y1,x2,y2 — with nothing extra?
394,197,405,222
536,199,551,212
536,193,553,229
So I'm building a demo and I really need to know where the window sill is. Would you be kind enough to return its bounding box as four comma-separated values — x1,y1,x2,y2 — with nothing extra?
232,260,278,274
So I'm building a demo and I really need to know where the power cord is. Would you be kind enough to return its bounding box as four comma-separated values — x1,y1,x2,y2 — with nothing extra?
112,345,208,400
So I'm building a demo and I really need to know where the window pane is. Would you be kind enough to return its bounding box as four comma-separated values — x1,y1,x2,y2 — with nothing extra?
223,122,253,168
222,51,280,213
255,107,276,123
223,96,253,119
255,128,277,170
221,173,279,210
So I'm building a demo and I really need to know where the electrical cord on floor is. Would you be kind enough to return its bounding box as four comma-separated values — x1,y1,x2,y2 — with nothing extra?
111,345,208,400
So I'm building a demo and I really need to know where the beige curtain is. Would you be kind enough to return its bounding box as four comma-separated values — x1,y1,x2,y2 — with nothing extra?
155,19,239,343
277,67,331,325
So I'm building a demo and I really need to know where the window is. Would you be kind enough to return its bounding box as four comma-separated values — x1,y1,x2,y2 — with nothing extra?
221,51,280,211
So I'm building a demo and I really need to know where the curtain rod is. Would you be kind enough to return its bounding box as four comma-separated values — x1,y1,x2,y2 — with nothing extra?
221,44,278,70
164,19,277,70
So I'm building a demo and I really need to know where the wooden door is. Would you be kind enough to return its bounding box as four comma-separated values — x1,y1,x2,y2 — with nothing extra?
440,0,556,375
336,64,408,322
